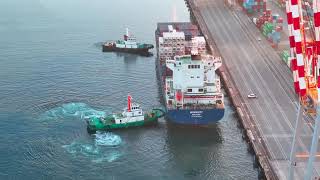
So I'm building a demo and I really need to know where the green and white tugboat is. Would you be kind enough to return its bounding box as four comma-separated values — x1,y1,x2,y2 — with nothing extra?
102,28,154,56
86,95,165,133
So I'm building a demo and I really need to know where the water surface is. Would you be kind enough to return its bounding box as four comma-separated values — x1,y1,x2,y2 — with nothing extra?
0,0,258,179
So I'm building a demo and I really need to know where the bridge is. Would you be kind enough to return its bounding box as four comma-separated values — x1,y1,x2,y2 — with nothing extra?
186,0,320,179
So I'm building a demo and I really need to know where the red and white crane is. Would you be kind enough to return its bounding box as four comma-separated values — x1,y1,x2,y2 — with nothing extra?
286,0,320,178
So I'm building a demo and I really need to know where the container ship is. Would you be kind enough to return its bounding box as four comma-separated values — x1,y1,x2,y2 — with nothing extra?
103,28,154,56
155,22,225,125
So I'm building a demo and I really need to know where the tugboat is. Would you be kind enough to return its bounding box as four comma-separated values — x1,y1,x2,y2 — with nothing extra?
102,28,154,56
86,95,165,133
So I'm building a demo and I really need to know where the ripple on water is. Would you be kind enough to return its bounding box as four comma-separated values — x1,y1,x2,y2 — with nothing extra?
95,131,122,146
62,142,100,156
62,132,122,163
38,102,107,121
91,151,123,163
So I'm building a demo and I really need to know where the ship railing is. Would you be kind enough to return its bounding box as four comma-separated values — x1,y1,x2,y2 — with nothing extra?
166,59,175,64
167,103,220,110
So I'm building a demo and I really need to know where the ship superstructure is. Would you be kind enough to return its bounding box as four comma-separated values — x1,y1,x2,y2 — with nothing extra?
165,54,223,108
156,22,225,125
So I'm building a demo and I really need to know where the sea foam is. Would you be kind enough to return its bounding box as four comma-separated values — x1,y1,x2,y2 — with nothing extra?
95,132,122,146
39,102,106,121
62,132,123,163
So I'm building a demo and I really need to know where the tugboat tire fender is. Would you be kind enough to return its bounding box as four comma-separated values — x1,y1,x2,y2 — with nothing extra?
151,108,166,118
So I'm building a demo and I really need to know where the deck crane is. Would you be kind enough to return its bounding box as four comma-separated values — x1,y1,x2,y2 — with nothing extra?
286,0,320,178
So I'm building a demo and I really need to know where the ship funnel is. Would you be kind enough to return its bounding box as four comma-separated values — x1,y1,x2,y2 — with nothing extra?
127,94,132,112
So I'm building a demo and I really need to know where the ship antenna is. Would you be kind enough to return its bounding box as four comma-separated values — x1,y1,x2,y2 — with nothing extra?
126,28,129,37
127,94,132,112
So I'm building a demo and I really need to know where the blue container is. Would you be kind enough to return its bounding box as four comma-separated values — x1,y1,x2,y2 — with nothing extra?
272,14,279,20
243,2,253,10
272,31,281,43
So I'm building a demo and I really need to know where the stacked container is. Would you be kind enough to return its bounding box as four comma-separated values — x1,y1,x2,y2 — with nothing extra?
242,0,266,13
270,14,283,47
281,50,290,66
253,9,272,28
253,10,283,48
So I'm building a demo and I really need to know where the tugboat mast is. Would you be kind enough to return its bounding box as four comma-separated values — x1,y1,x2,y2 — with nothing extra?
127,94,132,112
126,28,129,37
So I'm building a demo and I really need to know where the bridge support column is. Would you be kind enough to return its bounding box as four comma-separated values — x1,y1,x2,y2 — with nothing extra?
304,107,320,180
288,104,304,180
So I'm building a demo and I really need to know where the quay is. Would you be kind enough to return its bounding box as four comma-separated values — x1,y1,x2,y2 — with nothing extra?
185,0,320,179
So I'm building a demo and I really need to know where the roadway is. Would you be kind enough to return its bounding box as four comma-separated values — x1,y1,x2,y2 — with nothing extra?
191,0,320,178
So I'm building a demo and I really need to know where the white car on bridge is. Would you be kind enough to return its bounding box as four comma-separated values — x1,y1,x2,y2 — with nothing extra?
247,93,257,98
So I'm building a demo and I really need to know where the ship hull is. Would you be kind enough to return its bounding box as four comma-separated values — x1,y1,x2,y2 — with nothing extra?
165,108,225,125
102,45,153,56
86,109,165,133
87,119,157,133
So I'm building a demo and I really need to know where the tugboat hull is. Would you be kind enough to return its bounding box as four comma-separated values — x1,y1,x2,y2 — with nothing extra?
86,108,165,133
87,119,157,133
102,45,153,56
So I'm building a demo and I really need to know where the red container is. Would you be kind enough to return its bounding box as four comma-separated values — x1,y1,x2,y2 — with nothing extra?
271,43,278,49
266,9,271,15
277,17,283,23
166,68,173,76
257,23,263,28
263,5,267,11
276,26,283,31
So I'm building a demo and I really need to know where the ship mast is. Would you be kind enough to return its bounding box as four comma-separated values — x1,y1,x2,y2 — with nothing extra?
124,28,130,41
126,28,129,37
127,94,132,112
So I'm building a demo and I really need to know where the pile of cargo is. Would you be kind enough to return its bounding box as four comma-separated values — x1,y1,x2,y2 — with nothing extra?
281,50,290,66
242,0,266,13
157,23,201,62
253,10,283,48
185,37,207,55
157,23,200,39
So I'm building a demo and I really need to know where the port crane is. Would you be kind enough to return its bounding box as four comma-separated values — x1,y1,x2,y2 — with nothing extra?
286,0,320,178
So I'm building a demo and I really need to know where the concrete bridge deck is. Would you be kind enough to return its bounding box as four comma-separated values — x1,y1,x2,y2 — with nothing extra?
187,0,320,179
